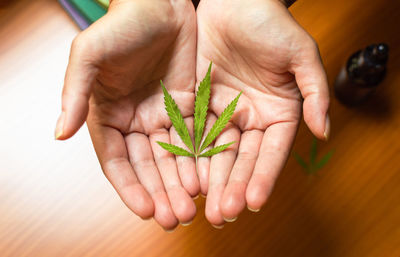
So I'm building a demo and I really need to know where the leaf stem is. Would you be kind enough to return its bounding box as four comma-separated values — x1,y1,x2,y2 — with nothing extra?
195,155,198,176
194,155,201,183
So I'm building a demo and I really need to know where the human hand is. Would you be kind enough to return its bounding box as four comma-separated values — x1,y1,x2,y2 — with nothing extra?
196,0,330,226
55,0,199,230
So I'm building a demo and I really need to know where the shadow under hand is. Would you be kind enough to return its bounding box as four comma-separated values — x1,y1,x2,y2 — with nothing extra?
178,184,342,257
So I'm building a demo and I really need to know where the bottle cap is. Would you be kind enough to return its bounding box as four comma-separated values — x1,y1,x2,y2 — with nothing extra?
365,43,389,65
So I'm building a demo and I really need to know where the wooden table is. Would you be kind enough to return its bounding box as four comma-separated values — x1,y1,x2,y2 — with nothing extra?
0,0,399,256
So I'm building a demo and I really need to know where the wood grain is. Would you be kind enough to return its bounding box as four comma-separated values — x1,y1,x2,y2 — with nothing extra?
0,0,399,256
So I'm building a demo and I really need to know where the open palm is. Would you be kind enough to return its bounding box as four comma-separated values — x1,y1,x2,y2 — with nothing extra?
55,0,198,230
196,0,330,226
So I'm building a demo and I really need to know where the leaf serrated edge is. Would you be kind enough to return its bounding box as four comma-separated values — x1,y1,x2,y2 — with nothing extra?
160,81,194,152
157,141,194,157
200,92,242,152
194,62,212,153
199,142,235,157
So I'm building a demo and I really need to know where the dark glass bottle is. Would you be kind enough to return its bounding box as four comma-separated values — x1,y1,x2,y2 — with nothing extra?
334,43,389,106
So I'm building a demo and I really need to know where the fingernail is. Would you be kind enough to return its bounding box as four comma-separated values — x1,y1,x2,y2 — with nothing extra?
181,220,192,226
200,193,206,198
192,194,199,200
211,224,224,229
247,206,260,213
164,227,176,233
223,217,237,223
324,114,330,141
55,111,66,140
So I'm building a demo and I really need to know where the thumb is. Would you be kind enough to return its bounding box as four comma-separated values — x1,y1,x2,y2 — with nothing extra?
291,40,330,140
55,35,97,140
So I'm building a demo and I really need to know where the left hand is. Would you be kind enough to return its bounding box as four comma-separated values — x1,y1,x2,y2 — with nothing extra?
196,0,330,226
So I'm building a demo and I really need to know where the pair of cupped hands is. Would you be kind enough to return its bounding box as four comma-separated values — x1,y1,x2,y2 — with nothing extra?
55,0,330,231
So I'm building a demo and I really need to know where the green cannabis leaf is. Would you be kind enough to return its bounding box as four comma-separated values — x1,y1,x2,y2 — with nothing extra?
194,62,212,152
199,142,235,157
157,62,241,172
156,142,194,157
161,81,194,153
294,137,334,175
199,92,242,153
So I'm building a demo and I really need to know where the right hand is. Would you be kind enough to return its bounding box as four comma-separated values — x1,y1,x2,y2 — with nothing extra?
55,0,199,231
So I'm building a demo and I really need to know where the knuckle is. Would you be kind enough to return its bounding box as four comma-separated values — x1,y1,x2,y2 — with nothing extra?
237,150,258,161
132,158,154,171
71,33,92,56
306,36,318,50
154,155,176,171
71,34,85,51
305,36,322,56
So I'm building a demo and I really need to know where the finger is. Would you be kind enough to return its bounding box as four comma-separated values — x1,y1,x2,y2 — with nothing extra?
149,129,197,225
246,121,298,211
220,129,264,221
125,133,179,230
87,122,154,219
197,113,217,196
291,38,330,140
205,123,240,226
55,33,97,140
170,117,199,198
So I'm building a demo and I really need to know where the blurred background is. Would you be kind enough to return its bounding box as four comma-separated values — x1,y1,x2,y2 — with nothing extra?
0,0,399,256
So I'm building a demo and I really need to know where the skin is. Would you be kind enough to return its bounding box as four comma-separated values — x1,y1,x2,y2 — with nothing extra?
55,0,330,230
195,0,330,227
55,0,200,231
